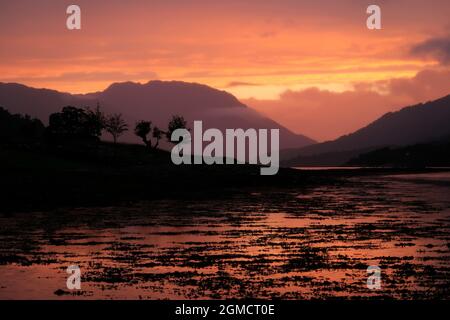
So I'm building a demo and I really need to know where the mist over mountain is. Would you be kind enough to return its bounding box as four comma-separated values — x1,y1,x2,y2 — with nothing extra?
0,81,315,149
284,94,450,166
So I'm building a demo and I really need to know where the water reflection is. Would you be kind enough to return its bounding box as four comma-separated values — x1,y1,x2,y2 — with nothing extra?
1,173,449,299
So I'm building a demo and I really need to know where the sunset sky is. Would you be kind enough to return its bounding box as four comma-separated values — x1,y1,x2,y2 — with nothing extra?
1,0,450,140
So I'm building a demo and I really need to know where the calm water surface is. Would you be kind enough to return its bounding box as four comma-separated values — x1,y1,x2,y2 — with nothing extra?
1,172,449,299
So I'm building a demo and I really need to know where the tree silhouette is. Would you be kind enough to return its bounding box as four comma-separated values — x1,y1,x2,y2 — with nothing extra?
46,106,102,143
0,107,44,143
166,115,188,143
152,126,164,149
134,121,166,150
134,120,152,148
104,113,128,144
85,103,105,138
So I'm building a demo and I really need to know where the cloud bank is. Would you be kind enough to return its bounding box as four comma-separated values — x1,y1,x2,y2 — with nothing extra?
245,69,450,141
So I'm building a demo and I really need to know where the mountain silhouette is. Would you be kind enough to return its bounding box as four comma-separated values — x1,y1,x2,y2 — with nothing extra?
0,81,315,149
284,94,450,166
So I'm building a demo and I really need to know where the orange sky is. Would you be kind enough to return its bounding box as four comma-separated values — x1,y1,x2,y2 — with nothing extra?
1,0,450,140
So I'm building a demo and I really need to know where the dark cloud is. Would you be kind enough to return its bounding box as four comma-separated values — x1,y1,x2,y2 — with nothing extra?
411,35,450,65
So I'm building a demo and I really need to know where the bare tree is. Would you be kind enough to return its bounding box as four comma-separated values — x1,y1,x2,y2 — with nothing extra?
104,113,128,144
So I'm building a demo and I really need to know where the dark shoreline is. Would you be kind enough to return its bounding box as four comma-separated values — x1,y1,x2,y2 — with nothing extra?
2,141,450,213
2,161,449,214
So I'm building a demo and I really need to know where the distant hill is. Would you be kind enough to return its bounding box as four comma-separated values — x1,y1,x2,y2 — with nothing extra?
0,83,88,121
283,94,450,166
0,81,315,149
347,137,450,167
